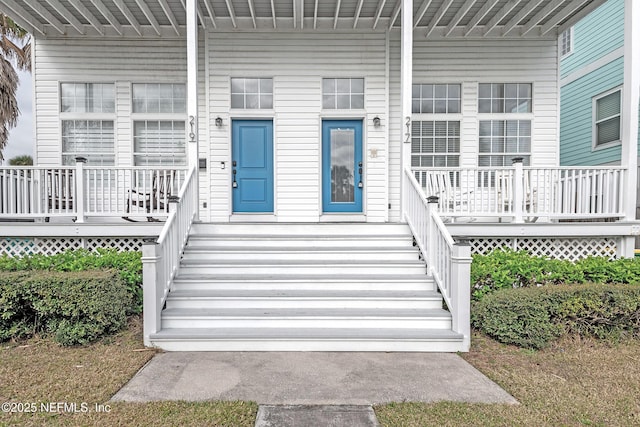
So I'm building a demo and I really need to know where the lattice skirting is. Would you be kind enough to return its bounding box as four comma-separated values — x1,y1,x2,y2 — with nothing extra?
0,237,144,257
471,237,618,261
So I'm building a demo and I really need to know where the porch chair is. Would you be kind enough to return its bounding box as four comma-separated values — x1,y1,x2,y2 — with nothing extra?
45,170,75,222
123,170,176,222
422,170,473,222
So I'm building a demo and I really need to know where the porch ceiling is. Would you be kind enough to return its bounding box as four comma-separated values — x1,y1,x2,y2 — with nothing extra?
0,0,606,38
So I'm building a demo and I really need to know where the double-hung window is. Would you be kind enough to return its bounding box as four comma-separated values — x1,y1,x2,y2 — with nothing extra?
411,84,461,168
132,83,186,166
478,83,532,167
60,83,115,165
593,88,621,148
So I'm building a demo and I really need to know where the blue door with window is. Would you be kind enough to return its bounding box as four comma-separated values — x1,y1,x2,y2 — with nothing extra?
232,120,274,213
322,120,363,213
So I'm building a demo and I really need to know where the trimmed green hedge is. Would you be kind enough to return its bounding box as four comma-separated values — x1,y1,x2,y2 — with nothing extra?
0,269,129,346
0,249,142,314
471,284,640,349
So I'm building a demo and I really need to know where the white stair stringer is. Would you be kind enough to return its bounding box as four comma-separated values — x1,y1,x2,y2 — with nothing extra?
149,222,465,352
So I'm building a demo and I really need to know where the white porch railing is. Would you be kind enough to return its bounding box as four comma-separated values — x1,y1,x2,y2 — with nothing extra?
142,166,198,346
0,158,188,221
403,167,471,350
412,160,627,222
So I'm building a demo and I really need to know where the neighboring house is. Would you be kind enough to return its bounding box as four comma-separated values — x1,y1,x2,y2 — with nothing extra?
559,0,640,217
0,0,638,353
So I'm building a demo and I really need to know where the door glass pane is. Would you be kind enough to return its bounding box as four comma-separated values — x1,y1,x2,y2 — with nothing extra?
330,129,355,203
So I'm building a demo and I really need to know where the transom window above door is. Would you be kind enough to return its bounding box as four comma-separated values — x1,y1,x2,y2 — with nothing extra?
322,78,364,109
231,78,273,109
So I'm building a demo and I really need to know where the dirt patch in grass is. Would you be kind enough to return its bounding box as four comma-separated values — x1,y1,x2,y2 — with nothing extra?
0,317,258,426
375,332,640,427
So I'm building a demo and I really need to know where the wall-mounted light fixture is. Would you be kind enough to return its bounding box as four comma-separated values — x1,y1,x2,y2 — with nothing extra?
215,116,223,127
373,116,381,128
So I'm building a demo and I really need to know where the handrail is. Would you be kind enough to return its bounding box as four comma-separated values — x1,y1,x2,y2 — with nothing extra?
142,166,197,346
403,166,471,351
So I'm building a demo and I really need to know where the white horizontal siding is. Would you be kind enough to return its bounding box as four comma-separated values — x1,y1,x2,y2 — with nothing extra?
388,35,559,222
208,32,388,222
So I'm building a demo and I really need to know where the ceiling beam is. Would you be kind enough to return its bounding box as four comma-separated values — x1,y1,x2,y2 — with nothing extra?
501,0,545,36
414,0,433,28
388,0,401,30
540,0,591,36
0,0,44,35
46,0,86,35
270,0,276,28
89,0,123,35
463,0,499,36
25,0,66,35
113,0,142,36
159,0,182,34
67,0,104,35
179,0,206,30
444,0,475,36
248,0,257,28
520,0,565,36
373,0,387,29
482,0,521,37
353,0,364,29
425,0,454,37
224,0,237,28
202,0,217,28
556,0,606,34
333,0,342,29
135,0,161,35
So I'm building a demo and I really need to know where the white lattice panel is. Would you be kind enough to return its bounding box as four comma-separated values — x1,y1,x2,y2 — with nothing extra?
0,237,143,257
471,237,618,261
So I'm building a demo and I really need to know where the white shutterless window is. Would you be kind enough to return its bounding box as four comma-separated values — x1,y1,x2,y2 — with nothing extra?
593,88,622,149
60,83,115,165
322,78,364,109
132,83,187,166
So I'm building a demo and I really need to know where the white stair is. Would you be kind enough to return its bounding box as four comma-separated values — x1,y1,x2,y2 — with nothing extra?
149,222,465,352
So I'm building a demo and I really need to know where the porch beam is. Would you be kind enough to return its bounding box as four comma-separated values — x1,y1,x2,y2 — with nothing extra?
67,0,104,35
622,0,639,224
224,0,237,28
270,0,277,28
540,0,591,37
202,0,217,29
520,0,564,36
180,0,207,30
425,0,454,38
0,0,45,35
248,0,257,28
501,0,545,36
389,0,401,30
333,0,342,30
556,0,607,35
353,0,364,29
134,0,162,35
25,0,66,35
482,0,520,37
413,0,433,28
159,0,183,35
444,0,475,37
400,0,412,220
113,0,142,36
46,0,86,35
186,0,199,176
463,0,499,36
373,0,387,30
89,0,123,35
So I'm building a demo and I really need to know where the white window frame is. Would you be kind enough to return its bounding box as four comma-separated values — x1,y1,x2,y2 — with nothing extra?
560,27,573,58
322,78,365,110
230,77,274,110
131,83,187,166
60,82,115,165
592,87,622,151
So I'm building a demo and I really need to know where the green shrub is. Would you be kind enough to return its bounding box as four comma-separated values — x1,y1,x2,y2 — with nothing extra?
471,249,640,301
0,249,142,314
472,284,640,349
0,270,129,346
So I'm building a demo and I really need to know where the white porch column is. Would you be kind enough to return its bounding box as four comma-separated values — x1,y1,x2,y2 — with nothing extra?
400,0,413,220
622,0,639,224
186,0,199,219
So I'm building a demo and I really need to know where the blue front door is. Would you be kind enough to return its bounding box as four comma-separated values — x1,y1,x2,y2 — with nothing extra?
322,120,363,213
232,120,274,213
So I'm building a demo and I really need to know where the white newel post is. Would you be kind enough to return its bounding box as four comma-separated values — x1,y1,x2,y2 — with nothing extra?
142,237,161,347
426,195,439,276
74,157,86,223
400,0,413,220
621,0,640,257
451,238,471,351
186,0,199,220
512,157,524,223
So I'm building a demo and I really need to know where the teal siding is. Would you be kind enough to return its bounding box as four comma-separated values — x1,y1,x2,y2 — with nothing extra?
560,58,623,165
561,0,624,79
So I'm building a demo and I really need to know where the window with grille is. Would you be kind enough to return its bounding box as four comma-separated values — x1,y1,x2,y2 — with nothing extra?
593,88,621,148
322,78,364,109
412,84,461,114
411,121,460,167
231,78,273,109
478,83,532,114
560,28,573,57
478,120,531,167
60,83,115,165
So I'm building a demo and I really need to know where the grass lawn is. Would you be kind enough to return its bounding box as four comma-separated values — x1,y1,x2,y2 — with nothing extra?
1,318,639,426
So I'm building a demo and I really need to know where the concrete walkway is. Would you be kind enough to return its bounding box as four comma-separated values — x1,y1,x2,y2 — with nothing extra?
112,352,517,405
